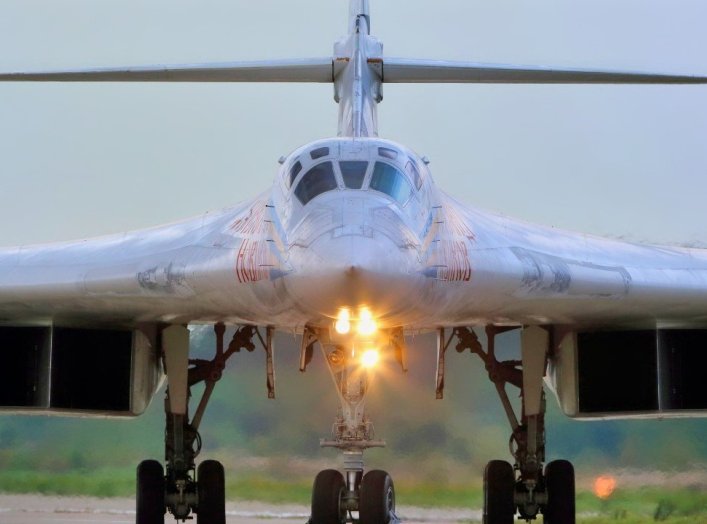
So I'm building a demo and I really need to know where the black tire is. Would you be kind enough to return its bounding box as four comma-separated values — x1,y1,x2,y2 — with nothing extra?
136,460,165,524
197,460,226,524
544,460,575,524
483,460,515,524
359,469,395,524
311,469,346,524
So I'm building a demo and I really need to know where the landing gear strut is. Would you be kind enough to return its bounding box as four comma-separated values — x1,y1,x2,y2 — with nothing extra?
136,323,271,523
303,327,399,524
451,326,575,524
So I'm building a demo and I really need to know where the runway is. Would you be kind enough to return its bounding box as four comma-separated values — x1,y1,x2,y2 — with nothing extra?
0,495,482,524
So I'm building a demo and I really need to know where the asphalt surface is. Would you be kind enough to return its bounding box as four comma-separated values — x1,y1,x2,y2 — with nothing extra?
0,495,482,524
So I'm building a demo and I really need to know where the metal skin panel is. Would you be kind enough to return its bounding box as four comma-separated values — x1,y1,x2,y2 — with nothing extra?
547,330,579,418
131,330,165,416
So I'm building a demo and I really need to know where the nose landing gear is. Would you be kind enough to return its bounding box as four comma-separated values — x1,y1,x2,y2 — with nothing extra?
304,328,399,524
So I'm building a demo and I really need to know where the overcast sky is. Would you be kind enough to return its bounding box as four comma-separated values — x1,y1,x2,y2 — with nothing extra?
1,0,706,246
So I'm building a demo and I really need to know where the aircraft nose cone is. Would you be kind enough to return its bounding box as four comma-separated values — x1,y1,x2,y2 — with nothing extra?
285,232,422,321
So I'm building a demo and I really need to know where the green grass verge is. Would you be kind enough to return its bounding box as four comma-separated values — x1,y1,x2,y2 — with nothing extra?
0,470,705,523
0,468,135,498
226,477,311,504
578,519,706,524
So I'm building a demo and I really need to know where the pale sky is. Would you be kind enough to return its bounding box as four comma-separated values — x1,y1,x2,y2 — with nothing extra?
1,0,706,246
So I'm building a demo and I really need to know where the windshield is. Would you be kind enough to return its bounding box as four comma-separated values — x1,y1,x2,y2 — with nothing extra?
370,161,413,205
294,162,338,205
288,160,303,188
339,161,368,189
405,159,423,190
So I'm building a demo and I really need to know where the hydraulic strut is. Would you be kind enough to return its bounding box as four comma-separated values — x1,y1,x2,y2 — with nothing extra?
450,326,550,520
162,323,273,521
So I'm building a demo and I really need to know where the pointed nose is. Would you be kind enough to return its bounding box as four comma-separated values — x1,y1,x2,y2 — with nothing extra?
285,232,422,321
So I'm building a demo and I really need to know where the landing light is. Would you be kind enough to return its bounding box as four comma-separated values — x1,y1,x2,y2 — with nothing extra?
357,308,377,336
361,349,379,368
335,309,351,335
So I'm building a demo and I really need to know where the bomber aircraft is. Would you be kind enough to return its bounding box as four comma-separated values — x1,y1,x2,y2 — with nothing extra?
1,1,707,523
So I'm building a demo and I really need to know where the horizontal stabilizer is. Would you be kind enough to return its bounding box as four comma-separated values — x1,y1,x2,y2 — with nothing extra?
0,58,333,83
2,57,706,86
382,58,707,84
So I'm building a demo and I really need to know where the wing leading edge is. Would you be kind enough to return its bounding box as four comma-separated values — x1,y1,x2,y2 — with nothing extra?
426,193,707,328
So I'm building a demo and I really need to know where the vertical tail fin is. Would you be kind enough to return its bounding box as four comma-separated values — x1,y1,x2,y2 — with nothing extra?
348,0,370,34
337,0,381,137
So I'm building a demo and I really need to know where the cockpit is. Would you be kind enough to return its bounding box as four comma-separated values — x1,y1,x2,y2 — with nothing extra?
282,140,426,207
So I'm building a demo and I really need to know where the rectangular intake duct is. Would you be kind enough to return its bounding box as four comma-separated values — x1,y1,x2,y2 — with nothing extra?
0,325,162,416
551,328,707,418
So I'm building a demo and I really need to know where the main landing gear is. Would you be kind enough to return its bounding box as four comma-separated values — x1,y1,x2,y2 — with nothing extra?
445,326,576,524
301,327,401,524
137,322,573,523
136,323,274,524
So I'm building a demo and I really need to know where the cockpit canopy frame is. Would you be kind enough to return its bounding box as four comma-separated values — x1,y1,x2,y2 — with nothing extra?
280,139,426,208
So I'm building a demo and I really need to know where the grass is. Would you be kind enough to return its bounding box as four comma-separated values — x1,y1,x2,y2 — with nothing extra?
575,487,707,519
0,470,705,523
226,477,311,504
0,468,135,498
396,483,483,508
578,519,706,524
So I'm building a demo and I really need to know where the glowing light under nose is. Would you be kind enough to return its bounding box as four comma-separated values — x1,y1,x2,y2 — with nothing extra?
357,308,377,336
361,349,379,368
335,309,351,334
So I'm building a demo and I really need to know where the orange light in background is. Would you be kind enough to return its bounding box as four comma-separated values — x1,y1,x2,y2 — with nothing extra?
593,475,617,499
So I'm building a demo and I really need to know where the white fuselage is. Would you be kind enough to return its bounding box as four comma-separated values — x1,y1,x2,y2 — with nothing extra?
1,135,707,332
2,1,707,332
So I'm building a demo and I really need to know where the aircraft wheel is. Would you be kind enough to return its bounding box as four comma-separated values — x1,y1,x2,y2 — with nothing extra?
483,460,515,524
310,469,346,524
197,460,226,524
359,469,395,524
137,459,165,524
544,460,575,524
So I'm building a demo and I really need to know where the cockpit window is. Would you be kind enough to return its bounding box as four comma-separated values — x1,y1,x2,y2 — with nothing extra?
378,147,398,160
288,160,303,187
339,161,368,189
406,159,423,190
295,161,338,205
370,162,413,205
310,147,329,160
